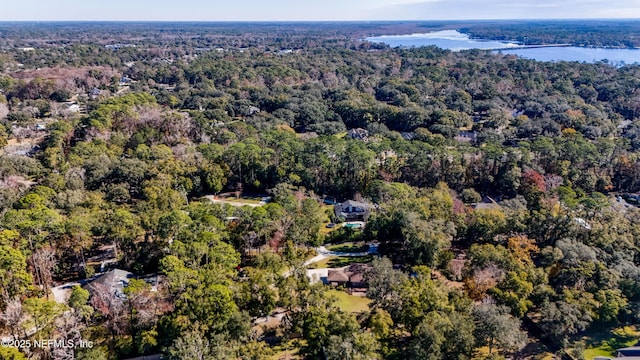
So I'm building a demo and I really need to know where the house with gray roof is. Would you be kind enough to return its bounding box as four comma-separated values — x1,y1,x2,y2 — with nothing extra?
334,200,372,222
86,268,133,301
617,346,640,357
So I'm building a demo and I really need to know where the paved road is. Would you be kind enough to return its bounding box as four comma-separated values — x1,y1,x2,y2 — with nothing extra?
51,282,80,304
50,276,98,304
203,195,270,208
303,244,378,266
252,308,288,325
282,243,379,281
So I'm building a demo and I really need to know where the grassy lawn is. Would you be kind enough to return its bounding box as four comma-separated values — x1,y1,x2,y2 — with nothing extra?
319,204,341,235
312,255,373,268
311,256,337,268
325,242,369,253
579,326,639,360
584,348,614,359
319,223,341,236
225,197,263,204
326,289,371,313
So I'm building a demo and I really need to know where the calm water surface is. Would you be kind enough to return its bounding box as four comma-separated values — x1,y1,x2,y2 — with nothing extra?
498,47,640,65
366,30,520,51
366,30,640,65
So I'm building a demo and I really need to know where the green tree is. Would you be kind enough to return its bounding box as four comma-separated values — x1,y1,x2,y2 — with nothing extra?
67,285,93,321
0,244,33,308
539,301,591,346
395,267,453,331
167,329,217,360
472,304,526,355
241,268,278,318
0,347,27,360
405,311,474,360
460,188,482,204
366,257,406,312
324,332,382,360
23,298,66,339
76,346,110,360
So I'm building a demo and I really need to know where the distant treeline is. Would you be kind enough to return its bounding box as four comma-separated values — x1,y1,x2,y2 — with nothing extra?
459,20,640,48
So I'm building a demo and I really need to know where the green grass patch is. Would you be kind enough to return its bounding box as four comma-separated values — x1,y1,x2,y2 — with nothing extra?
319,205,340,235
326,289,371,313
319,223,341,236
580,326,639,360
227,197,262,204
312,256,336,268
324,225,365,244
320,204,334,212
326,255,373,267
326,242,369,253
584,348,614,359
313,255,373,268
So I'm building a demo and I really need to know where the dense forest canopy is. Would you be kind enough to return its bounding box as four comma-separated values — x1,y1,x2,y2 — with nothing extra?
0,21,639,360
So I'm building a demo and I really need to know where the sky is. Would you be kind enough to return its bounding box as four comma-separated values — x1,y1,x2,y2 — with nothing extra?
2,0,640,21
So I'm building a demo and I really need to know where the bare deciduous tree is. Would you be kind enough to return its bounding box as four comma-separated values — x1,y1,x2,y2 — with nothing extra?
0,102,9,120
88,282,128,339
468,264,505,299
0,298,26,339
30,246,57,297
51,311,83,360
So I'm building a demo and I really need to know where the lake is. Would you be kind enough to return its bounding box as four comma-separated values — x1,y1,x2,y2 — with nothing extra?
366,30,640,65
366,30,521,51
497,47,640,66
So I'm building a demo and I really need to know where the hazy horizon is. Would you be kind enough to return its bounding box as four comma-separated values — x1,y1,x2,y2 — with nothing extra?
2,0,640,22
1,19,639,23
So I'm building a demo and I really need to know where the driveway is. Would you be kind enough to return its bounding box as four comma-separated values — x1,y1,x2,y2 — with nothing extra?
203,195,269,208
50,277,95,304
287,243,379,282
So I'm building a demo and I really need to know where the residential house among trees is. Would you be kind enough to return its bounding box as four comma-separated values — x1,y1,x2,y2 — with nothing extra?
347,128,369,141
326,264,371,289
86,268,133,301
334,200,372,222
327,269,349,287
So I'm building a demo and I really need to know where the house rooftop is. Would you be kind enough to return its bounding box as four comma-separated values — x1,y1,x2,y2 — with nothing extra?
335,199,372,222
345,264,370,281
617,346,640,356
617,346,640,350
86,268,134,300
92,269,133,286
340,200,370,210
327,269,349,283
326,264,371,287
347,128,369,141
